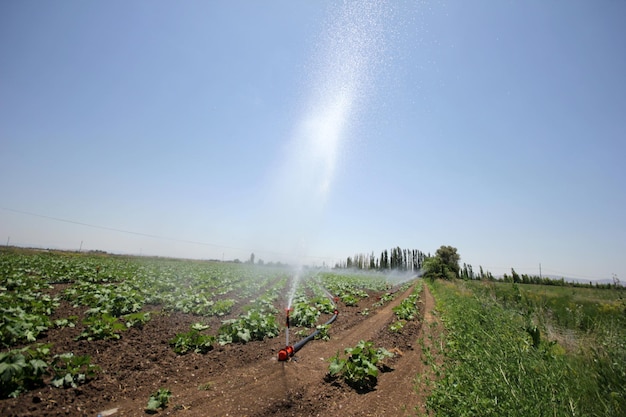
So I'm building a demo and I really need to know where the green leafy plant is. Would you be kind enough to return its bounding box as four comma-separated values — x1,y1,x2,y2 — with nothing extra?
0,305,53,347
392,293,419,320
389,320,406,332
291,302,320,328
340,294,359,306
328,340,393,390
315,324,331,341
76,314,126,341
54,316,78,328
66,282,144,317
218,309,279,345
169,329,215,354
211,299,235,316
146,388,171,412
373,292,395,307
313,297,335,314
0,344,50,398
190,322,210,331
122,312,151,329
50,353,99,388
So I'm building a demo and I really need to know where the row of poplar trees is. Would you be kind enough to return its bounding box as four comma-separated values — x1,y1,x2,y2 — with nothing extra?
337,247,427,272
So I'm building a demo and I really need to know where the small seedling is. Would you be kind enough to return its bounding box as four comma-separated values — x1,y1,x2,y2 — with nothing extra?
389,320,406,332
146,388,171,412
314,324,331,341
198,381,213,391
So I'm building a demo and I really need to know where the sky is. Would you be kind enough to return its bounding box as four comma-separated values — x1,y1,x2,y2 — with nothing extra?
1,1,625,281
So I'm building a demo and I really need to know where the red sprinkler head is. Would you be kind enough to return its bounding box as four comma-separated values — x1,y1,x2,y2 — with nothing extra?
285,308,292,328
278,345,294,361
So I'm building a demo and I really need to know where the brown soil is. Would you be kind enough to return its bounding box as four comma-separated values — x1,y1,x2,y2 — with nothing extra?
1,284,440,417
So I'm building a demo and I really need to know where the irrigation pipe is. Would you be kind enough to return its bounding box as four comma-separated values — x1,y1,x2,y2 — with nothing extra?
278,289,339,361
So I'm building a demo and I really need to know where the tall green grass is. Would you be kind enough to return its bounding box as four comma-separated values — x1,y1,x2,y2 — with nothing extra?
422,280,625,416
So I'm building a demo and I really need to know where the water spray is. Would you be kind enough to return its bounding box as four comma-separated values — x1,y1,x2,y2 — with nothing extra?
278,287,339,362
284,307,292,346
275,0,389,361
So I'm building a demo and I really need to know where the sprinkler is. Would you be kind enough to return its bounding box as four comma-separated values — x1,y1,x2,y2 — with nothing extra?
284,308,292,346
278,308,339,361
279,308,294,361
278,345,294,361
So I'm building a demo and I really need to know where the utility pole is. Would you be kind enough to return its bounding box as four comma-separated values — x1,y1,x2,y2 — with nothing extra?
539,263,542,278
79,241,83,252
6,236,9,247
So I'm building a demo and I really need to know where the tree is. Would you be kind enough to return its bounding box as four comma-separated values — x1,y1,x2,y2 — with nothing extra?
380,250,389,270
423,256,446,280
424,245,461,280
435,245,460,278
511,268,520,283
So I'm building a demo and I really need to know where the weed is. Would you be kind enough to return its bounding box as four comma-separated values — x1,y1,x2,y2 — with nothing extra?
198,381,213,391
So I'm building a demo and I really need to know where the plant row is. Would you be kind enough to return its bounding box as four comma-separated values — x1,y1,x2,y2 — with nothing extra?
0,343,99,398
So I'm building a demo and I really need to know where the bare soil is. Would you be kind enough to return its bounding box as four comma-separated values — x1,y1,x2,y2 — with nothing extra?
1,284,439,417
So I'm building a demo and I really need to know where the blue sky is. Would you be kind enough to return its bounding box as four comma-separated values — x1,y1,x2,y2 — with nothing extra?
1,1,624,280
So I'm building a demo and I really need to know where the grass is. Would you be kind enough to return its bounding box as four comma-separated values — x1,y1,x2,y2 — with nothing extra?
421,280,625,417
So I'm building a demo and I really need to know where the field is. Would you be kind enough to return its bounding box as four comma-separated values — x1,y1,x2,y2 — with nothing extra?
0,248,430,416
1,248,624,416
423,279,625,416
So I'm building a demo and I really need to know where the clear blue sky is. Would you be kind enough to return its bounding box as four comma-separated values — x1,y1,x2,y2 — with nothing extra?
1,1,624,280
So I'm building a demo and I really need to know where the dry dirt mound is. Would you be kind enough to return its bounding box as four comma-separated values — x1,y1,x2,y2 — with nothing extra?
1,283,440,417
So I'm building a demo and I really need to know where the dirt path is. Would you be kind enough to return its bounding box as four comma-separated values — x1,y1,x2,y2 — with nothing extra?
326,283,439,416
168,283,440,417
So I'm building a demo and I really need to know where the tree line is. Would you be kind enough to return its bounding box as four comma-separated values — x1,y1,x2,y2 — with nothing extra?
335,247,427,272
335,244,619,290
424,246,621,290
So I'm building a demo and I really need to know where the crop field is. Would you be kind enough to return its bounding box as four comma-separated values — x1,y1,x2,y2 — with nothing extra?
0,248,428,416
2,248,624,416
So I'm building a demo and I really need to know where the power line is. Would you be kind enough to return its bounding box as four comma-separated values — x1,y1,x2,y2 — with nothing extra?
2,206,232,247
1,206,334,261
